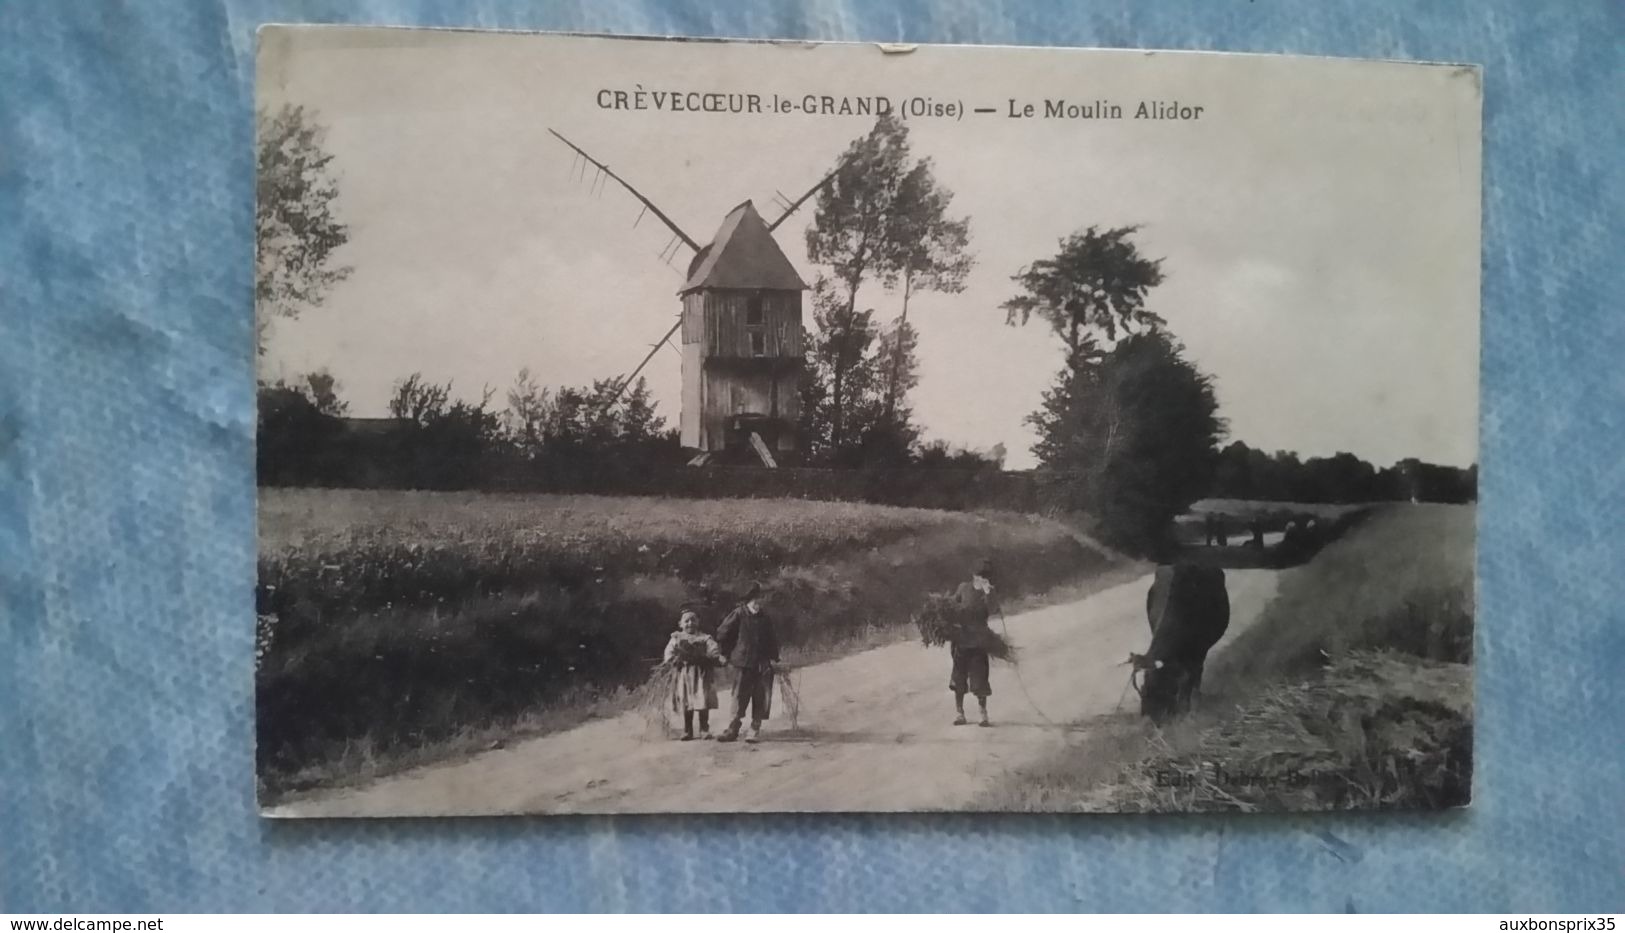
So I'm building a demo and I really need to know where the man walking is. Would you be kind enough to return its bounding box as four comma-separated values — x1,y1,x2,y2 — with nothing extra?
949,559,998,727
715,583,780,743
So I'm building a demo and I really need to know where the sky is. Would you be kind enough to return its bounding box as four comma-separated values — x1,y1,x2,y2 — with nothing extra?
258,28,1482,470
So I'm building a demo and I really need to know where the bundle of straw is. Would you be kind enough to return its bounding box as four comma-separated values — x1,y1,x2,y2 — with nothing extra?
629,660,682,739
912,591,1016,661
668,638,720,668
774,665,802,732
1084,652,1472,812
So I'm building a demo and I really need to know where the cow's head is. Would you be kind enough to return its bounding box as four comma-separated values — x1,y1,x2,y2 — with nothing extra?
1130,653,1188,724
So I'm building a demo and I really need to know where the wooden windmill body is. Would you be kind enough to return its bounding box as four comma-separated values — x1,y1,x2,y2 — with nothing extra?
551,130,838,467
678,201,805,463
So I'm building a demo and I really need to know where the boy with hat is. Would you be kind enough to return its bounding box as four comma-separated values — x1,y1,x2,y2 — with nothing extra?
949,558,999,727
714,583,781,743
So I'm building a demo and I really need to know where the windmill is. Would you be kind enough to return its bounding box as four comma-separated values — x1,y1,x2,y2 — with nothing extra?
550,129,841,468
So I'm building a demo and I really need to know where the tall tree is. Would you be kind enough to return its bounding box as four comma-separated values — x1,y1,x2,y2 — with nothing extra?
875,317,920,415
878,161,972,417
806,114,912,309
796,328,831,460
861,316,922,465
804,115,973,452
1030,333,1224,552
1003,225,1164,368
799,307,918,468
799,280,883,465
804,116,911,449
256,105,352,353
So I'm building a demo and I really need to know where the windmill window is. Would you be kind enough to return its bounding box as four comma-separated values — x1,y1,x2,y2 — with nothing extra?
744,295,767,356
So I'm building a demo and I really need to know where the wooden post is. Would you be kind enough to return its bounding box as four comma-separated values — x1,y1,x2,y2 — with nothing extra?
748,432,779,468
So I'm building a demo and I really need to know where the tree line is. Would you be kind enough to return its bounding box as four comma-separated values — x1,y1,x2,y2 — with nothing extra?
1212,442,1476,505
796,112,974,468
258,370,680,490
256,361,1013,490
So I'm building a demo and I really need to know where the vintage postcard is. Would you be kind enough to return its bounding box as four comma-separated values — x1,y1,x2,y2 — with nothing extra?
254,27,1481,816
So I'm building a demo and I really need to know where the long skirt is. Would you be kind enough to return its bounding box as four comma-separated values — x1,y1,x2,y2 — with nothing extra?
670,663,718,713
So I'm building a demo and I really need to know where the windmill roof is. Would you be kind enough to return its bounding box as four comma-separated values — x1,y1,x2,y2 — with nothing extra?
679,201,808,294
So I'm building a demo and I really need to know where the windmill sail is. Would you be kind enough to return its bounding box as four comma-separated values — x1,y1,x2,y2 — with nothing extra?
548,129,700,252
600,316,684,411
766,164,844,232
550,129,831,438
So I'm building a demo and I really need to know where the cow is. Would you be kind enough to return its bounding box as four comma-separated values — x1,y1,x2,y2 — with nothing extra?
1132,564,1231,723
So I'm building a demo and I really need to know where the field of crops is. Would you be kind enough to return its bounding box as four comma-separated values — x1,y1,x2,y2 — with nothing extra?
261,488,972,552
1207,503,1474,683
257,488,1108,798
259,490,970,632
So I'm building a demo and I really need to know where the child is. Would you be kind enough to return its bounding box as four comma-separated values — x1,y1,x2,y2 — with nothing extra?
662,607,724,740
948,559,998,727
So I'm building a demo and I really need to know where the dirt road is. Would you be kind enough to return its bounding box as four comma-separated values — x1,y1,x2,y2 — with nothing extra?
267,570,1278,817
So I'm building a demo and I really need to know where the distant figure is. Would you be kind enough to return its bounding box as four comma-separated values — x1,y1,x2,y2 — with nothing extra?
1215,514,1229,548
1136,564,1231,723
662,606,724,741
1203,513,1219,546
715,583,781,743
1280,520,1304,564
949,558,999,727
1249,517,1266,549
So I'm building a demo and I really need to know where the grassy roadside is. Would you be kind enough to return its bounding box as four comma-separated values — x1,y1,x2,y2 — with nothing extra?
265,557,1148,806
983,503,1475,812
257,489,1124,803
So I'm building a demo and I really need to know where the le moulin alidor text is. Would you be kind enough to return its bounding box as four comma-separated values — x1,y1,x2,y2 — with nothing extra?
595,88,1207,122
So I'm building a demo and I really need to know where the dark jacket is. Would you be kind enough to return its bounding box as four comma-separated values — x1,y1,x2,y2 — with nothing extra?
716,604,780,670
949,581,996,652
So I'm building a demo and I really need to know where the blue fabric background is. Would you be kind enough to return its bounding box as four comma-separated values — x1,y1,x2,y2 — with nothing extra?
2,0,1621,913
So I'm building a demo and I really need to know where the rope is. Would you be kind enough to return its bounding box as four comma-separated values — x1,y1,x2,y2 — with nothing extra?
1114,667,1136,712
1122,567,1175,714
995,607,1063,728
996,569,1165,721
